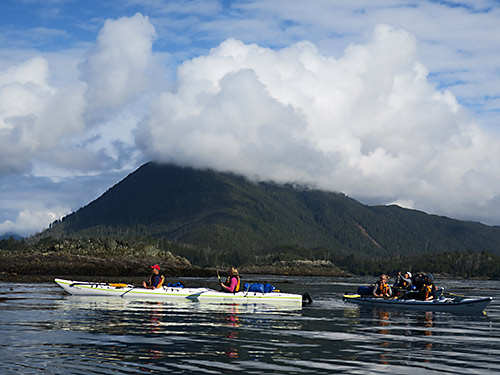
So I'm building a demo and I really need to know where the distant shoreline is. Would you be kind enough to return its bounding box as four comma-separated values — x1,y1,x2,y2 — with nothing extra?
1,270,493,285
0,270,348,285
0,253,350,284
1,246,496,282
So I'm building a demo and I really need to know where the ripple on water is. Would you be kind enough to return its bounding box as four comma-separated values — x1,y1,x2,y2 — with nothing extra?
0,279,500,374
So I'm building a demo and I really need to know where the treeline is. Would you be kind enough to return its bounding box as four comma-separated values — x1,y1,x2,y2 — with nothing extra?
165,242,500,278
3,236,499,278
331,251,500,278
0,236,25,251
160,240,500,278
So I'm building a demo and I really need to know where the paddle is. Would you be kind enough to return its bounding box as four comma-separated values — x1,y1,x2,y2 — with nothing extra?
216,270,225,291
120,286,136,297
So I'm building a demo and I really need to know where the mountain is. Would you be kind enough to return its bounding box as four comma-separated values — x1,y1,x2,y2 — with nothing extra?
42,162,500,267
0,232,23,241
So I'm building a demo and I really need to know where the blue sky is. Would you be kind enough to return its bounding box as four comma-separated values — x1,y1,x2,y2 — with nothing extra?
1,0,500,236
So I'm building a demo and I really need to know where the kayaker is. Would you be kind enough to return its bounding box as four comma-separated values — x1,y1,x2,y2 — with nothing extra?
142,264,165,289
411,272,426,290
373,274,392,298
419,273,436,301
221,267,241,293
393,271,412,289
393,271,413,298
400,272,426,299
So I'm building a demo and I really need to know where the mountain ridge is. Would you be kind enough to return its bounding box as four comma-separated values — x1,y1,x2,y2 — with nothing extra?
40,162,500,266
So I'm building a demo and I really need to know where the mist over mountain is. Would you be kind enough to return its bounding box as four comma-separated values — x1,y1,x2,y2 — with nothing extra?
42,162,500,263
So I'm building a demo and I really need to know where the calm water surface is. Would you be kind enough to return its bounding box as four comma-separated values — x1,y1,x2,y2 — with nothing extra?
1,276,499,374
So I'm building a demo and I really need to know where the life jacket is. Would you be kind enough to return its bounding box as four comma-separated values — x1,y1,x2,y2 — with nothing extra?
423,284,433,299
225,275,241,292
158,275,165,288
149,274,165,288
379,282,390,295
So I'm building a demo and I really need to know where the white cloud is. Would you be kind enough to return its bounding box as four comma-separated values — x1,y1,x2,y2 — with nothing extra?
0,55,88,174
136,25,500,224
2,6,500,235
186,1,500,127
0,13,161,177
0,208,69,237
0,13,163,235
79,13,158,114
0,170,132,237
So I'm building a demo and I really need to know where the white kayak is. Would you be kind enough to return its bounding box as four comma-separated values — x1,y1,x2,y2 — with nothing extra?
343,293,492,314
54,278,310,306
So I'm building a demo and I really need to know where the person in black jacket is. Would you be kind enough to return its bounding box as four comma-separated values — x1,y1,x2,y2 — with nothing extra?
143,264,165,289
393,271,413,298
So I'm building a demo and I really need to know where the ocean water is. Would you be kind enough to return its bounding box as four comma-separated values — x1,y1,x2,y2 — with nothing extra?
0,276,499,374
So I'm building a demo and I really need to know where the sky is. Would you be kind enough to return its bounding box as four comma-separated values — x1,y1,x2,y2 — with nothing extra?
1,0,500,237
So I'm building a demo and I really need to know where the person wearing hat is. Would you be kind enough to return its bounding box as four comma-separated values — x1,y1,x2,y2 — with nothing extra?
143,264,165,289
373,274,392,298
393,271,413,298
220,267,241,293
393,271,413,289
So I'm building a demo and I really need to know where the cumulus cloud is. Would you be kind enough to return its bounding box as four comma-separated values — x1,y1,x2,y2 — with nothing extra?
2,10,500,237
0,13,159,235
80,13,158,114
0,13,159,177
136,24,500,223
0,208,69,237
0,56,86,174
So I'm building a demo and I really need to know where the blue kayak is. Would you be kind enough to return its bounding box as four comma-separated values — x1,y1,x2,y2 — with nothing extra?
343,293,492,313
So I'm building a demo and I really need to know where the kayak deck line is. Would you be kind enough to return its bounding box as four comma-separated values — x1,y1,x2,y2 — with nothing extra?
56,279,208,297
54,278,305,304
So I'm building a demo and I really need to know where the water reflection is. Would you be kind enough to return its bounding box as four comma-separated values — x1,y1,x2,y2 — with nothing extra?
345,304,499,372
144,302,165,361
52,297,305,365
224,304,239,358
374,310,390,364
419,311,434,354
148,302,163,335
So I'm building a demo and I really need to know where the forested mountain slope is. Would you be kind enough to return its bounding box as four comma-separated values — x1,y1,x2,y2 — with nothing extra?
42,162,500,261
